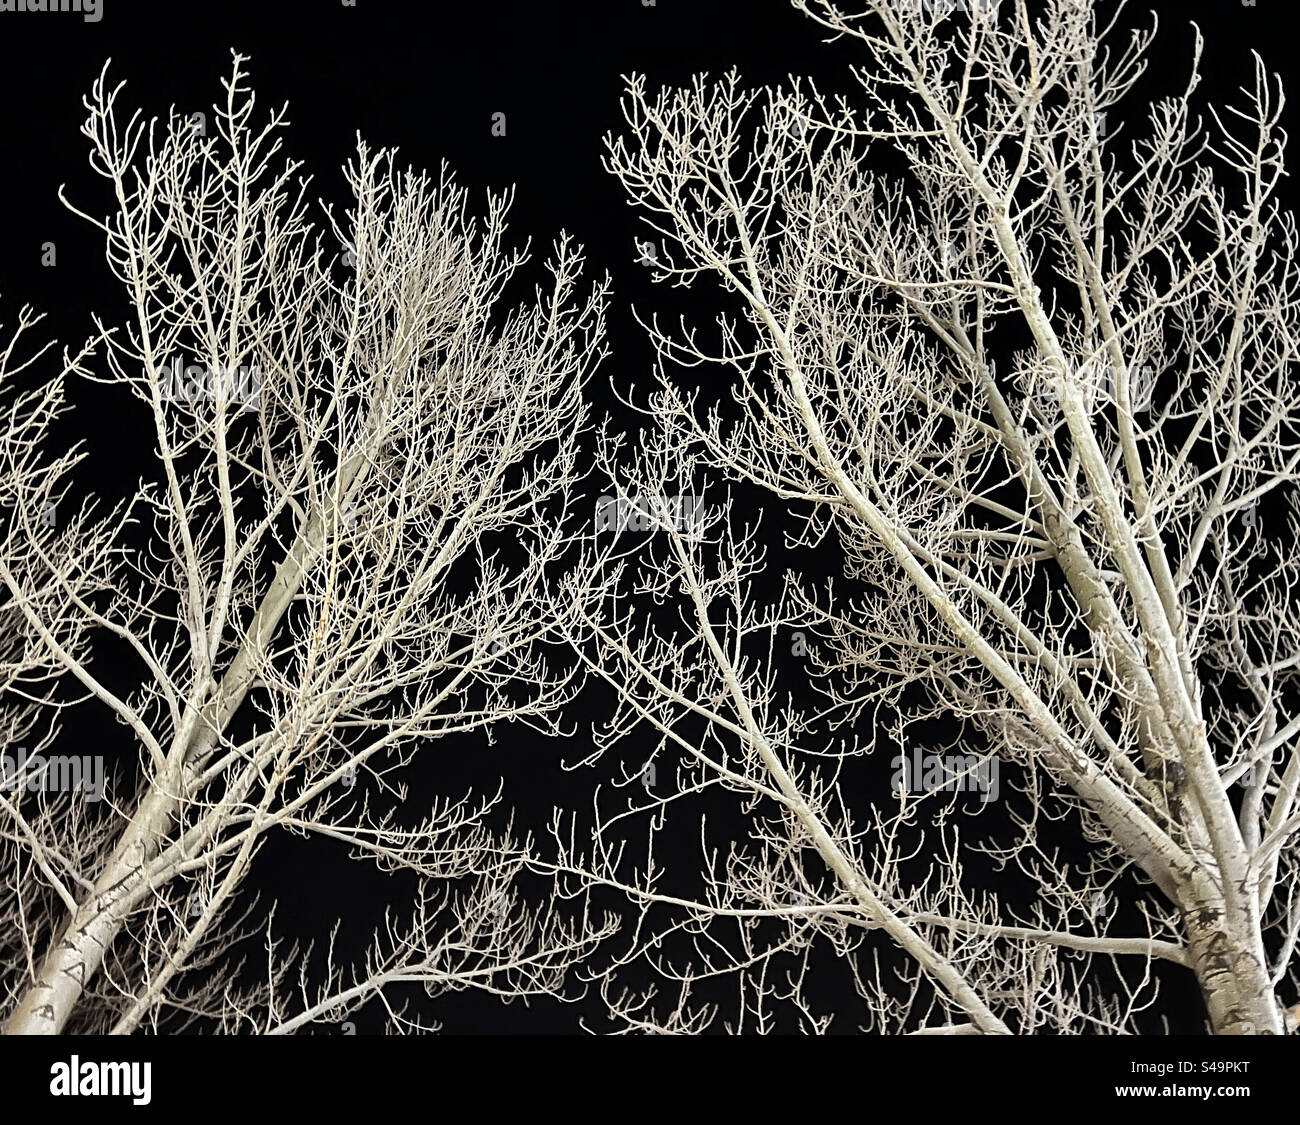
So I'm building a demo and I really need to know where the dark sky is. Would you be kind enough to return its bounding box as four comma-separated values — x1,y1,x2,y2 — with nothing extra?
0,0,1296,1038
3,0,1286,354
0,0,1291,428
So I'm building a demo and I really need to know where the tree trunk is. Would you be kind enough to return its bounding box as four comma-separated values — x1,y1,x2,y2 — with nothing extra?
4,488,346,1033
1181,898,1280,1035
4,780,180,1034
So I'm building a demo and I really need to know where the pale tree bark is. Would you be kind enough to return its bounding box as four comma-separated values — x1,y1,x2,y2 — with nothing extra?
1,54,613,1034
0,306,120,1027
556,0,1298,1034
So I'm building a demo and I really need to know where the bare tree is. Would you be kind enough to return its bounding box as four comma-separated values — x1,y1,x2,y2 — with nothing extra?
0,54,614,1035
555,0,1300,1034
0,306,119,1026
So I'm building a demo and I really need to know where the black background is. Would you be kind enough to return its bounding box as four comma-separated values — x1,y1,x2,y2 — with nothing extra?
0,0,1296,1055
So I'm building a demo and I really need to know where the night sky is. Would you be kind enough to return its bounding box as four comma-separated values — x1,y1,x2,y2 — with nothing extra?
0,0,1296,1041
